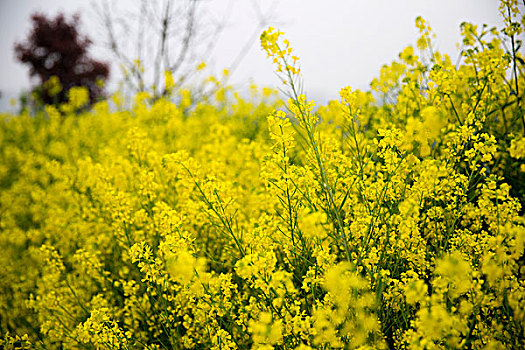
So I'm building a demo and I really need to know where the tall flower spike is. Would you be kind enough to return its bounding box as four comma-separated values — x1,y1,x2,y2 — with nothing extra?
260,27,301,78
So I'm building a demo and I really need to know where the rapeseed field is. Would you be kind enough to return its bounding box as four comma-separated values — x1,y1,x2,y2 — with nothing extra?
1,1,524,349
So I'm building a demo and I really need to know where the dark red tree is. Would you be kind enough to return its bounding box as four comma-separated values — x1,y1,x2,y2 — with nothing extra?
14,12,110,106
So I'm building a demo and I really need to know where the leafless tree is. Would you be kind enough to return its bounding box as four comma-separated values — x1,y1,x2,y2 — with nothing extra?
94,0,281,100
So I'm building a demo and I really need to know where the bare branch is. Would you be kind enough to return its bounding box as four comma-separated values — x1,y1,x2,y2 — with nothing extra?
93,0,283,101
168,0,198,75
153,0,172,98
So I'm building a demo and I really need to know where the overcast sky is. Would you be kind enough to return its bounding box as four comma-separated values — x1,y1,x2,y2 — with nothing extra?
0,0,506,111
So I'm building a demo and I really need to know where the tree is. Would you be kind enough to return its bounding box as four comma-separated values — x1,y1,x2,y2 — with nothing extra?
14,12,110,107
95,0,280,100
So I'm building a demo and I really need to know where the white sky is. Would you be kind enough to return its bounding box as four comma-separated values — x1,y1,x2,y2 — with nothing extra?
0,0,506,111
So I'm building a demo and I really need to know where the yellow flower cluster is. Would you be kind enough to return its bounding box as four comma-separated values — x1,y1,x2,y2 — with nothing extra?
1,1,524,349
261,27,301,77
